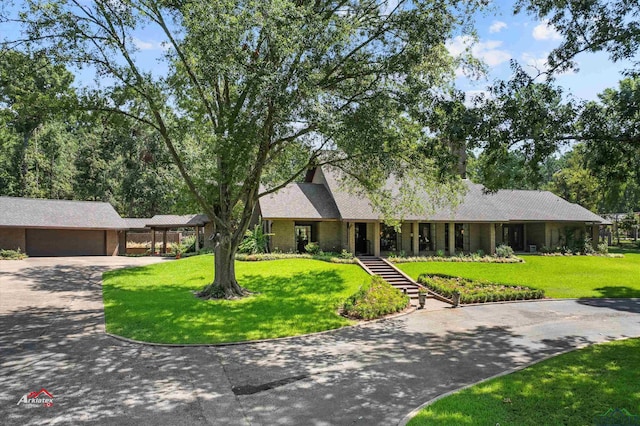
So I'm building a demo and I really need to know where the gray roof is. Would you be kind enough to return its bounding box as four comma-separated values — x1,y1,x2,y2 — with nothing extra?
0,196,127,229
258,167,609,224
123,218,153,230
146,214,210,228
259,183,340,220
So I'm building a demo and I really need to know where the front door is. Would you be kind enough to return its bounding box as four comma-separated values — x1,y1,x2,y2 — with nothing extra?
355,223,368,254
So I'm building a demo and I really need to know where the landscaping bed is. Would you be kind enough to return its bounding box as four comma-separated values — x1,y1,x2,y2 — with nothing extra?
398,253,640,299
418,274,545,304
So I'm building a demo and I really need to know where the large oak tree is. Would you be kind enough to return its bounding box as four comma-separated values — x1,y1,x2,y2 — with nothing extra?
3,0,485,298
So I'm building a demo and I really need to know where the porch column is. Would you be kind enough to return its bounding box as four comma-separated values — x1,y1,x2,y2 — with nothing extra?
523,224,528,251
348,222,356,254
162,229,168,254
151,228,156,255
373,222,381,256
412,221,419,255
195,226,200,251
489,223,496,254
448,222,455,255
592,225,600,244
545,223,551,248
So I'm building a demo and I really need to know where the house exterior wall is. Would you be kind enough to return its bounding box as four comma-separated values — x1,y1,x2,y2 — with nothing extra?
0,227,26,251
435,223,446,252
401,222,412,254
106,230,120,256
271,220,295,252
469,223,481,252
317,221,343,252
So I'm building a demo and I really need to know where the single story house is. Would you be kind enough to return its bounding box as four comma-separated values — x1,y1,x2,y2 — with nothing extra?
256,167,609,256
0,196,126,256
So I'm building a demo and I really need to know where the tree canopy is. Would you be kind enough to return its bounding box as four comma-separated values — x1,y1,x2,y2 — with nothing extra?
3,0,488,297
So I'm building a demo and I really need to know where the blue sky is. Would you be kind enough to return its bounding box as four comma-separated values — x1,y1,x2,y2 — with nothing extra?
452,2,630,102
2,1,630,102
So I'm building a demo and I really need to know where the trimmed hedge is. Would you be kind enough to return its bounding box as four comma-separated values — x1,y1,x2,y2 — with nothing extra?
389,255,523,264
342,275,410,320
235,252,355,264
418,273,544,304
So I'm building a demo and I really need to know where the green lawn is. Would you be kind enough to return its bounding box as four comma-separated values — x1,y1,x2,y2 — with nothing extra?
407,338,640,425
103,255,369,344
397,254,640,298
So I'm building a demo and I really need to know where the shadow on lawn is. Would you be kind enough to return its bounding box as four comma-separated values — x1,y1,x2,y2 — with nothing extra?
104,270,360,344
3,285,638,425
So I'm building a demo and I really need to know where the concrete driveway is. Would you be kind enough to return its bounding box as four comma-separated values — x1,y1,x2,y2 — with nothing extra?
1,257,639,425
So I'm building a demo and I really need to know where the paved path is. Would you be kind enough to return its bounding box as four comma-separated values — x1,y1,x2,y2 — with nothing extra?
1,258,639,425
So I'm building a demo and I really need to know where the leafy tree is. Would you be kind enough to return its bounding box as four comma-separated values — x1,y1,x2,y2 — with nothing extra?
0,49,77,195
515,0,640,76
4,1,485,298
579,77,640,191
546,145,600,212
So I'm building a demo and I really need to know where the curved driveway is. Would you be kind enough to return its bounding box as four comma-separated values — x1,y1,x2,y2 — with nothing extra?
1,257,639,425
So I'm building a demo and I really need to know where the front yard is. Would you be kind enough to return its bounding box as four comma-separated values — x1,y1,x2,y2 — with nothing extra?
397,253,640,299
407,338,640,425
103,255,369,344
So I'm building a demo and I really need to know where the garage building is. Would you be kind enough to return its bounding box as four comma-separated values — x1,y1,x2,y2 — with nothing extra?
0,197,125,256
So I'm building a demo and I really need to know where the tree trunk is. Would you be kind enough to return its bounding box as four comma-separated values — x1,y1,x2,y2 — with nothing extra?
197,229,247,299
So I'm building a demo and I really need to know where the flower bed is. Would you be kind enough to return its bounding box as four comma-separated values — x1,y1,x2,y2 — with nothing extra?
235,252,356,264
418,274,544,304
389,255,523,264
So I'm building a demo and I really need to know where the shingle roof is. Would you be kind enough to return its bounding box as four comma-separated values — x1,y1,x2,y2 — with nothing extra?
0,196,127,229
259,167,609,224
123,218,153,230
146,214,210,228
259,183,340,220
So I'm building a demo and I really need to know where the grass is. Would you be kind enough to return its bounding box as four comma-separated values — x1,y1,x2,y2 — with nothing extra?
102,254,370,344
407,338,640,425
397,253,640,298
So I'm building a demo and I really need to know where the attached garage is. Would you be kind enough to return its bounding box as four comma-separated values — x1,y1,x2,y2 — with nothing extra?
26,229,107,257
0,197,126,257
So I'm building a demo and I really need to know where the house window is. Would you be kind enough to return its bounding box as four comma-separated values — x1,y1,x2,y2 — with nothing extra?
418,223,432,251
380,224,398,252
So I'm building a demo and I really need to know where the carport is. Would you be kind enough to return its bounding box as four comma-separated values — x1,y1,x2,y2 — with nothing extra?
145,214,209,254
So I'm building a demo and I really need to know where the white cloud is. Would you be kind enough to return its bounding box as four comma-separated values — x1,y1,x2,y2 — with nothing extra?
447,36,511,68
532,21,562,41
489,21,507,34
521,52,575,78
132,38,168,51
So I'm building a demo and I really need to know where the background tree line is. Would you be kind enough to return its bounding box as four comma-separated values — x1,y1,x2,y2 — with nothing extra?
0,49,192,217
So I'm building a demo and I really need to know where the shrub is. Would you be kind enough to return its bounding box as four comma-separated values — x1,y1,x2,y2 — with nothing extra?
342,275,410,320
436,249,445,257
238,220,272,254
304,241,321,255
0,248,27,260
495,244,514,258
339,249,354,260
582,236,595,255
418,274,544,304
235,251,356,264
597,242,609,254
